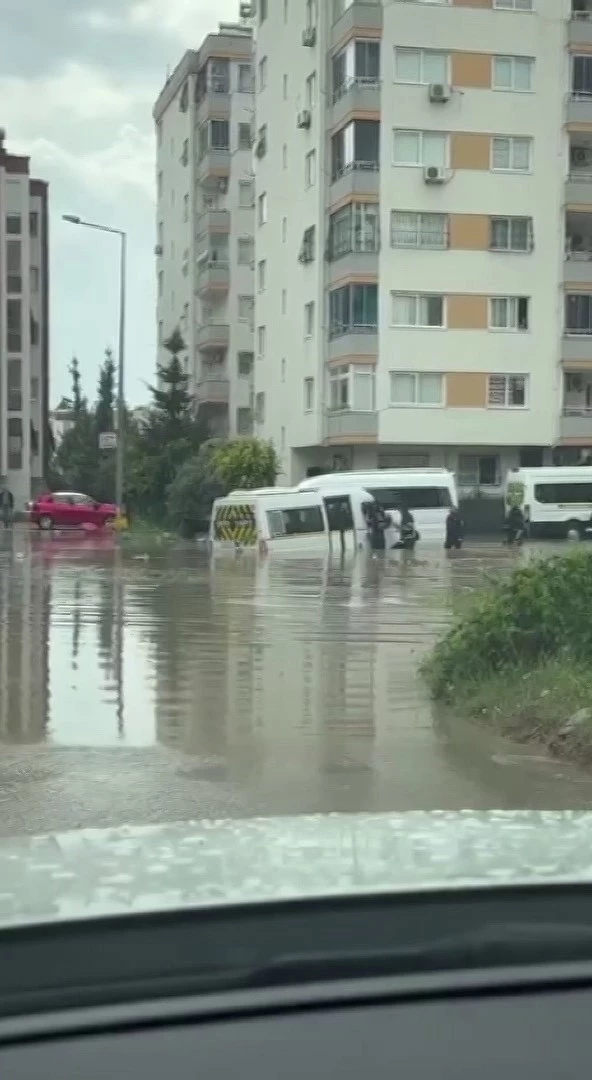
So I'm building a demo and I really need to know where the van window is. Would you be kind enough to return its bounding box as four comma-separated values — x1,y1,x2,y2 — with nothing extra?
267,506,324,537
366,486,451,510
534,482,592,504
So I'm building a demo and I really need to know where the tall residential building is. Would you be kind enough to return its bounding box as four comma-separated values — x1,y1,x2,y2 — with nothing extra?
0,131,49,508
253,0,592,492
153,22,256,438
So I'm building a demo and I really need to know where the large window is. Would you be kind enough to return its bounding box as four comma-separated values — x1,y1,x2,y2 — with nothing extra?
391,211,447,249
328,365,375,411
393,129,447,167
534,482,592,504
491,136,532,172
210,120,229,149
332,39,380,100
572,55,592,97
329,284,378,336
493,55,534,92
331,120,379,179
7,417,22,471
394,48,448,84
267,506,324,537
487,374,527,408
389,371,443,406
489,296,529,331
328,202,379,259
391,293,444,328
566,293,592,334
6,299,21,352
365,486,451,510
490,216,532,252
458,455,500,488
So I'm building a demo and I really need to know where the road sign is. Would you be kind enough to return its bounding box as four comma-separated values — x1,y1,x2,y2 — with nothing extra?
98,431,117,450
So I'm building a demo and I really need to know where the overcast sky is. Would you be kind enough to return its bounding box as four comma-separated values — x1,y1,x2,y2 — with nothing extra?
1,0,238,406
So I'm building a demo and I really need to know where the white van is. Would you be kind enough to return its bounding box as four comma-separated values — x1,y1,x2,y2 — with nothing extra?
505,466,592,540
298,469,457,544
210,488,330,555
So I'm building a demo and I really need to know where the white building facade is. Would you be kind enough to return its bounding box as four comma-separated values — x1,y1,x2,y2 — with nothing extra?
253,0,592,491
153,23,256,438
0,133,49,508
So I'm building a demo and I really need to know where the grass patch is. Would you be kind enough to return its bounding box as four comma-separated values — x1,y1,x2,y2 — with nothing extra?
423,548,592,765
118,520,176,556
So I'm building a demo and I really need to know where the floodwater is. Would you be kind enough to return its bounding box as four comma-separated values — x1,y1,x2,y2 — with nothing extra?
0,528,591,836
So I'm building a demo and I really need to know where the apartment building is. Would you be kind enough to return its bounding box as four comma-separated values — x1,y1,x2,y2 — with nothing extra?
252,0,592,492
0,131,49,508
153,22,256,438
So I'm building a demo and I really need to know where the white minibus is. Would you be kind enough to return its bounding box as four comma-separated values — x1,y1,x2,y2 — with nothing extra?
505,466,592,540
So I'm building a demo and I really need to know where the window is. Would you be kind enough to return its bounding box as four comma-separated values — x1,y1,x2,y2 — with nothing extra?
238,122,252,150
31,377,39,402
305,149,316,188
6,214,21,235
493,55,534,92
331,118,379,178
393,129,447,167
237,407,253,435
30,265,40,292
305,72,317,108
6,299,21,352
487,374,527,408
282,143,288,169
329,367,350,410
259,0,268,23
6,240,21,293
157,171,163,198
7,359,22,413
238,63,253,93
493,0,532,9
490,217,532,252
30,314,39,346
566,293,592,334
255,391,265,424
282,289,287,314
7,417,22,471
183,193,189,222
535,481,592,504
394,48,448,85
258,192,267,225
257,259,266,292
329,284,378,336
304,377,314,411
267,506,324,538
29,211,38,238
328,364,375,411
491,136,532,172
282,217,287,242
238,295,254,325
284,0,288,20
300,225,316,262
328,202,379,259
389,372,443,406
458,455,501,488
258,56,268,91
391,293,444,328
256,124,267,157
391,211,447,249
281,358,286,382
366,485,451,509
257,325,266,356
489,296,529,331
238,237,254,265
239,179,254,206
572,55,592,97
304,301,315,337
210,119,229,149
181,138,189,166
283,73,288,99
238,352,254,377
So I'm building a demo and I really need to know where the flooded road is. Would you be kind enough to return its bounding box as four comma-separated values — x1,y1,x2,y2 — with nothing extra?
0,529,591,836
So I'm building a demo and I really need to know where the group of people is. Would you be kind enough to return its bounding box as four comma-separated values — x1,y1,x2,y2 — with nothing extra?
363,500,466,554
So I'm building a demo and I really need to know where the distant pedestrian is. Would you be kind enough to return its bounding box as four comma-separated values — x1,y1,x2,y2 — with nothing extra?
504,504,525,546
444,507,464,550
0,487,14,529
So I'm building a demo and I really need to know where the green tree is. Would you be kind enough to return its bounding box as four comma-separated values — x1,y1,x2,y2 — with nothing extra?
69,356,85,415
167,441,225,537
212,437,279,492
95,348,115,438
52,358,96,493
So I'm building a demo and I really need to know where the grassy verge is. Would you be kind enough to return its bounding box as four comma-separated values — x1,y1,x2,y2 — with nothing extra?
445,659,592,766
423,548,592,766
118,519,176,556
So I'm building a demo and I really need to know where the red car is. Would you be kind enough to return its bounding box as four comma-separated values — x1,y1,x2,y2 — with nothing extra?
30,491,118,530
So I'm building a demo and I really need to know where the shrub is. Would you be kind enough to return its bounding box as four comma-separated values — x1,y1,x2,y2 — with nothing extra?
425,548,592,699
166,442,225,537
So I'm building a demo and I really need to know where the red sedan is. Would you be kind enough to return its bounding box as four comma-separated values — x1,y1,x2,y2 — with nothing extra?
30,491,118,530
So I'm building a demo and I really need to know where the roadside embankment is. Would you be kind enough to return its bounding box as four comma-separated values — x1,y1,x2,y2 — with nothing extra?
423,548,592,765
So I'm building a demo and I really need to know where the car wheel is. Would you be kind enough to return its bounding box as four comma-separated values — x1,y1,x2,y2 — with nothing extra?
566,520,584,542
38,514,53,531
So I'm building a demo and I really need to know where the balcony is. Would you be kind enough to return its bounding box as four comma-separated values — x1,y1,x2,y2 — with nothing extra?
325,409,378,441
331,1,382,51
328,323,378,361
570,4,592,46
565,212,592,282
197,148,230,182
331,77,381,129
567,92,592,125
197,209,230,237
330,161,379,205
327,249,378,286
196,377,230,405
196,259,230,295
196,323,229,350
196,80,231,118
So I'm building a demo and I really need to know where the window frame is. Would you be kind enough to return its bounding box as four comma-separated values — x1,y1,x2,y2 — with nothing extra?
488,295,530,332
388,371,444,408
390,292,446,329
492,55,534,93
487,373,528,409
493,0,533,10
490,135,532,173
391,210,448,250
489,216,532,253
393,47,450,86
393,128,449,168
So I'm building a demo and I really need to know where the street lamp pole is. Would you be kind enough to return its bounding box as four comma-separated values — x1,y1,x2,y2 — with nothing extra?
62,214,127,509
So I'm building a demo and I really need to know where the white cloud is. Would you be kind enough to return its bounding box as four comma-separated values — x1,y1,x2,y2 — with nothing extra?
0,61,153,127
128,0,237,40
23,126,155,200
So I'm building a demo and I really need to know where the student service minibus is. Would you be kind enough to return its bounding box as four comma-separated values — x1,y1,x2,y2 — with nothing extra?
505,466,592,540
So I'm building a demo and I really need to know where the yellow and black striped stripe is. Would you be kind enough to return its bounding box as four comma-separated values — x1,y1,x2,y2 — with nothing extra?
214,503,257,545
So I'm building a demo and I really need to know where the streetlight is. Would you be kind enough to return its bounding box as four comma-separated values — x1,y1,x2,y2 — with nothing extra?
62,214,127,511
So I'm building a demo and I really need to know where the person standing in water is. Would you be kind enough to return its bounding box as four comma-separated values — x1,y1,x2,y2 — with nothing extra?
444,507,464,550
0,487,14,529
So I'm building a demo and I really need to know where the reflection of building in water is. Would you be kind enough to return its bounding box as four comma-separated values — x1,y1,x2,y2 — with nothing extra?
0,547,49,743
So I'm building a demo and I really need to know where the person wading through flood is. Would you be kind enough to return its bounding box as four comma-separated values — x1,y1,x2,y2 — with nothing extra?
0,487,14,529
444,506,464,551
398,503,418,551
504,502,526,546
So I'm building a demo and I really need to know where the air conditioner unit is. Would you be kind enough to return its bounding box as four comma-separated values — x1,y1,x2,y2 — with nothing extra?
302,26,317,47
428,83,451,103
255,138,266,157
297,109,312,130
239,1,253,17
424,165,447,184
572,147,590,165
154,244,163,256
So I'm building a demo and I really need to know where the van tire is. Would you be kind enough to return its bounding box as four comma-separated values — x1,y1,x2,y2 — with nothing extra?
566,520,584,542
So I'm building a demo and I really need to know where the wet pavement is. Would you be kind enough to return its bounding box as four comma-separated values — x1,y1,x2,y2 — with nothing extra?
0,528,591,836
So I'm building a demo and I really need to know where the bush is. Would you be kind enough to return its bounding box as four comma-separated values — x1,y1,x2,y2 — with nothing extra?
425,548,592,699
166,442,225,538
212,437,279,491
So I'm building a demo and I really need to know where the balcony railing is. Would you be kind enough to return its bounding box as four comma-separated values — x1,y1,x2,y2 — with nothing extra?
329,321,378,340
332,159,379,182
332,75,381,104
563,406,592,416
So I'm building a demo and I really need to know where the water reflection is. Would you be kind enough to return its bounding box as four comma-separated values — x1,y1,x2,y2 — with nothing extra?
0,533,591,817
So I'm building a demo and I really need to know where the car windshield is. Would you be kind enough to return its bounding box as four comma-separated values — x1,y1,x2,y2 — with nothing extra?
2,0,592,941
